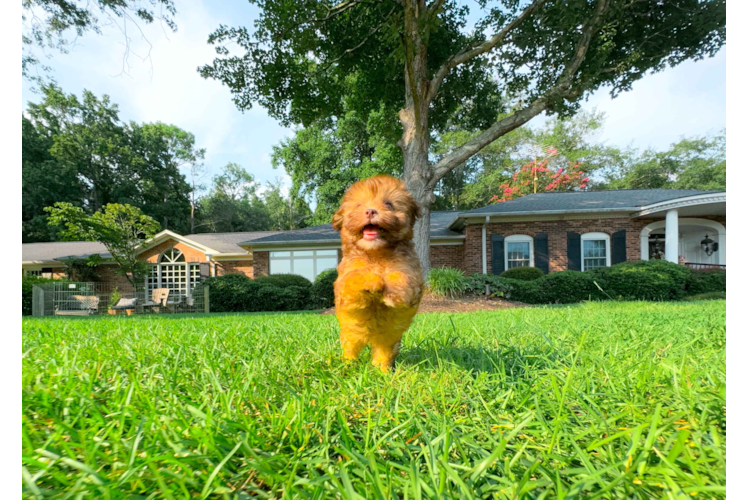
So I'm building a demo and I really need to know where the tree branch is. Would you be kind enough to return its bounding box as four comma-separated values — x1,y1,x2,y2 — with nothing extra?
426,0,548,103
428,0,611,186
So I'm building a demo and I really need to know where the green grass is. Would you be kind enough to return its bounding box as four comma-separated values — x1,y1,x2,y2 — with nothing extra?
22,301,726,499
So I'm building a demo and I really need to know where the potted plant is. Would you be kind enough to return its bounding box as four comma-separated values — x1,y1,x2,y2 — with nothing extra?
108,287,120,315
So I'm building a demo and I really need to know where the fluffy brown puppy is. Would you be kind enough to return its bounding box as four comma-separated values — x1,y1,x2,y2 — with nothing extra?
332,175,425,372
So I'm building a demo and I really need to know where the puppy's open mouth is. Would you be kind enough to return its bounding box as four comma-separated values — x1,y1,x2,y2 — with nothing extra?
362,224,382,241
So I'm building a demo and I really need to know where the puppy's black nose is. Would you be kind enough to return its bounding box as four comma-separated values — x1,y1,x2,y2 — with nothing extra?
365,208,378,219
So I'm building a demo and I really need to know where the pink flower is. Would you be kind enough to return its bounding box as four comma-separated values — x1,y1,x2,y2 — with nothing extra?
547,147,558,156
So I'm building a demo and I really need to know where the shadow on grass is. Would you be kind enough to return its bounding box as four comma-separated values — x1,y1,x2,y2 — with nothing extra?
399,342,561,376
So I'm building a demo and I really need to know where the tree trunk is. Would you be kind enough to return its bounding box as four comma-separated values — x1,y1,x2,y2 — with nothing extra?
400,0,433,278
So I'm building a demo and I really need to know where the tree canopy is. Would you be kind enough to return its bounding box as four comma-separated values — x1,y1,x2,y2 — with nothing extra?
23,85,198,241
200,0,726,273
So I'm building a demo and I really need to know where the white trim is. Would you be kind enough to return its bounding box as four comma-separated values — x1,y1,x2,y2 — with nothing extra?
504,234,534,270
481,216,489,274
634,193,726,217
580,232,611,271
254,245,342,253
639,218,726,265
135,229,221,257
211,256,254,261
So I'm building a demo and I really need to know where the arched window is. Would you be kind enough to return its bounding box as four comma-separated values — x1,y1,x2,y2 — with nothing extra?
581,232,611,271
159,248,185,263
504,235,534,269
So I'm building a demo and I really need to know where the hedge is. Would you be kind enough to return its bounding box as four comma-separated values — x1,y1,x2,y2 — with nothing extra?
686,269,726,296
312,269,338,309
198,273,313,313
500,266,544,281
590,260,687,301
254,274,313,289
22,276,62,316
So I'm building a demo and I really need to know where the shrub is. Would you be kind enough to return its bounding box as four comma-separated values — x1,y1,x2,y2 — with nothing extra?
500,266,544,281
199,273,314,313
590,260,685,301
501,278,546,303
428,267,468,298
312,269,338,309
255,274,313,289
22,276,64,316
539,271,603,304
464,274,513,298
686,269,726,296
682,291,726,301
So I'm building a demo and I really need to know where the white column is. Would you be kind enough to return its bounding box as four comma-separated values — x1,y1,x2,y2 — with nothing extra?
481,216,489,274
665,209,679,263
718,230,726,266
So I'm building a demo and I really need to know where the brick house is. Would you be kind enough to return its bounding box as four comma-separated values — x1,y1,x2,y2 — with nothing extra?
22,189,726,298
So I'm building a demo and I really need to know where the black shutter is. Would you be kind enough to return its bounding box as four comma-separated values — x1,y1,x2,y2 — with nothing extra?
611,230,627,264
567,232,581,271
491,234,504,275
199,262,211,279
534,233,549,274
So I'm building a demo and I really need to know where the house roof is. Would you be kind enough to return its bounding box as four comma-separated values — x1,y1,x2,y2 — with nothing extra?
460,189,721,216
185,231,283,254
22,241,110,264
242,211,464,247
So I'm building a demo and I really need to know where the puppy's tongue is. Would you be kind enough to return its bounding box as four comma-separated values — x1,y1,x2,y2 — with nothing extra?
363,225,380,241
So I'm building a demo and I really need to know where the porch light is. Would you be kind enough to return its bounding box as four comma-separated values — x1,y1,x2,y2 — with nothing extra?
700,234,717,256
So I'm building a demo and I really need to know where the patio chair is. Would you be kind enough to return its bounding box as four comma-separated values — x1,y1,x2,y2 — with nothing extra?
143,288,170,312
55,295,100,316
111,297,138,313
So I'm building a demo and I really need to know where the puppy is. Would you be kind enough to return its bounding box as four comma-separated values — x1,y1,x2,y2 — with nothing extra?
332,175,424,372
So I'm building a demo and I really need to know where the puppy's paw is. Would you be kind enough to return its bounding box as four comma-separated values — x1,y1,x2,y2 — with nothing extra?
359,273,385,295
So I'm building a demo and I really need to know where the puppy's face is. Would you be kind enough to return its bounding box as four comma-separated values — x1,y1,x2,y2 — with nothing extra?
332,175,421,251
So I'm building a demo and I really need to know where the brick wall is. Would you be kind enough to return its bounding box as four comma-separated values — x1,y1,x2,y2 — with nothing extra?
139,239,207,263
253,251,270,278
216,260,254,278
430,244,465,270
464,215,727,275
95,265,137,292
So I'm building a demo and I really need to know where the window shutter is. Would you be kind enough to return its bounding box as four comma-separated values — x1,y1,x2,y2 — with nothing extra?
534,233,549,274
199,262,211,279
567,232,581,271
491,234,504,275
611,230,627,264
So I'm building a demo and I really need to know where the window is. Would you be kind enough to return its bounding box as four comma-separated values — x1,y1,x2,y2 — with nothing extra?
26,270,42,277
270,249,339,281
146,248,200,299
581,232,611,271
504,235,534,269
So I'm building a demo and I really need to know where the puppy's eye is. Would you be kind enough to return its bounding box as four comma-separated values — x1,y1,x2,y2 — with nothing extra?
384,202,394,210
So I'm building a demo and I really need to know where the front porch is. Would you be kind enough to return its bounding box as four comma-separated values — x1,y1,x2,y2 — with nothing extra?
636,192,726,267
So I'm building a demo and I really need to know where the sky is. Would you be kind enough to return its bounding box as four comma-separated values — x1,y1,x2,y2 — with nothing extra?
21,0,726,193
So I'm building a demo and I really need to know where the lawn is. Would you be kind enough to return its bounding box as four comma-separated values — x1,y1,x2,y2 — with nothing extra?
22,301,726,499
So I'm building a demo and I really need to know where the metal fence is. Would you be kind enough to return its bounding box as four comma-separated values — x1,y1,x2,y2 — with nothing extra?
31,282,210,317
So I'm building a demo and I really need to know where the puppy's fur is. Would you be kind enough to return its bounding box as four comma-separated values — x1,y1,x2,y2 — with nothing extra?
332,175,424,372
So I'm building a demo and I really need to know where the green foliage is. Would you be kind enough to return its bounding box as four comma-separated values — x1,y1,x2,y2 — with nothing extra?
262,179,313,230
598,131,726,191
427,267,468,298
109,287,121,310
463,273,513,298
255,274,313,289
312,269,338,309
22,276,61,315
22,301,726,496
23,85,197,240
46,202,160,287
590,260,688,301
500,266,544,281
682,291,726,301
61,255,101,282
200,274,312,313
686,269,727,296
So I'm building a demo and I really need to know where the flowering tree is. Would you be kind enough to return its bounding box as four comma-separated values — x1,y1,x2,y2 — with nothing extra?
490,148,590,203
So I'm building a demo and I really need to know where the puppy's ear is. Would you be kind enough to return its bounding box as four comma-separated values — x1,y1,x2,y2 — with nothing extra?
332,206,345,232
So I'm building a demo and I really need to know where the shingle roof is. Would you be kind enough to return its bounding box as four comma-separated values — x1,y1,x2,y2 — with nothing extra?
185,231,283,253
243,211,463,246
461,189,719,215
22,241,110,263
